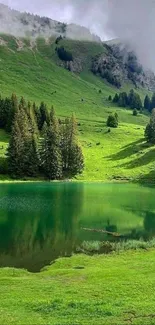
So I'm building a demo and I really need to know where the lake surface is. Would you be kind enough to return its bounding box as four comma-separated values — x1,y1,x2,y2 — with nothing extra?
0,182,155,272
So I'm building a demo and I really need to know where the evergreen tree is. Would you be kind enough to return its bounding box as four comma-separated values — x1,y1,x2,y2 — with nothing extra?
108,95,112,101
107,114,118,128
0,97,12,130
23,133,39,177
41,109,62,180
7,108,23,177
145,108,155,144
113,93,119,103
114,112,118,122
68,143,84,175
133,108,138,116
144,95,151,111
61,115,84,175
39,102,50,130
128,89,135,107
151,92,155,111
133,93,142,110
118,92,128,107
32,102,40,130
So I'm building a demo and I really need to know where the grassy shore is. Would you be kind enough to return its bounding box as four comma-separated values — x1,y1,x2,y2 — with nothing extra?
0,250,155,325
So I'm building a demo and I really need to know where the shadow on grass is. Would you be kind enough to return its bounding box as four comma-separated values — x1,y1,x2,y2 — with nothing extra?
120,147,155,169
137,170,155,185
106,138,145,161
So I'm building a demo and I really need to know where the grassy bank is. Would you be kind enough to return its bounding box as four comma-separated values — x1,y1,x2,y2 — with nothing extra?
0,250,155,324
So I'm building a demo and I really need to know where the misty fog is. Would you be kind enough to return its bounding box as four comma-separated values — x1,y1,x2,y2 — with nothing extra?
0,0,155,70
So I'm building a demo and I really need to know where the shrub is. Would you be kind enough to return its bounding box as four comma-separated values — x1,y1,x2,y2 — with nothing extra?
57,46,73,62
133,108,138,116
107,114,118,128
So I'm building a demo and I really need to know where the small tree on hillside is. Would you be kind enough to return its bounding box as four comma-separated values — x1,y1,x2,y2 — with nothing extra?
144,95,151,111
145,108,155,144
151,92,155,111
107,114,118,128
133,108,138,116
118,92,128,107
113,93,119,103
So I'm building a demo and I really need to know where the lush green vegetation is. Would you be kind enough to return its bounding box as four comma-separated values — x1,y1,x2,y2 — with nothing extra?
0,250,155,324
78,239,155,254
0,35,154,181
0,94,84,179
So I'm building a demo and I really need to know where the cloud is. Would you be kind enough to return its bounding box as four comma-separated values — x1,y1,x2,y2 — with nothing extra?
0,0,108,39
1,0,155,70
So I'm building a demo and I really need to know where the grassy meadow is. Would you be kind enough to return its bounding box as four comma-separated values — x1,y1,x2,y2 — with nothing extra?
0,35,154,182
1,250,155,325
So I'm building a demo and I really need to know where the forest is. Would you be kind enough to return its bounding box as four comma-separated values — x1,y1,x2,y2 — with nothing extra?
0,94,84,179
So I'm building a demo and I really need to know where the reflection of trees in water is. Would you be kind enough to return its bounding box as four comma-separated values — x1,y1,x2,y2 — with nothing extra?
0,183,83,271
117,209,155,240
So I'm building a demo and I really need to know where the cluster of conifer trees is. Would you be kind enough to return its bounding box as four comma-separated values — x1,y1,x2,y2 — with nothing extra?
144,93,155,112
112,89,155,113
145,109,155,144
112,89,142,110
0,94,84,179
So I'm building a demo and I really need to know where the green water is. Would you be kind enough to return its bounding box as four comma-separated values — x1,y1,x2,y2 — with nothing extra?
0,182,155,271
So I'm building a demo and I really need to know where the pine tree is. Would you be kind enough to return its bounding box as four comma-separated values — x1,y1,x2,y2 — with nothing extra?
145,108,155,144
113,93,119,103
23,134,39,177
128,89,135,107
151,92,155,111
39,102,50,130
68,144,84,175
133,93,142,110
144,95,151,111
21,103,39,177
32,102,40,130
61,115,84,176
8,102,39,177
118,92,128,107
7,108,23,177
0,97,12,130
133,108,138,116
41,109,62,180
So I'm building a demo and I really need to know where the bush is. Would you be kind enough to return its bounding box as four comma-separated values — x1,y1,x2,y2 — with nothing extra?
57,46,73,62
133,108,138,116
107,114,118,128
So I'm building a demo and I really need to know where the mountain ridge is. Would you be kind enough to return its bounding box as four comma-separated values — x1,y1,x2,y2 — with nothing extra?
0,3,101,42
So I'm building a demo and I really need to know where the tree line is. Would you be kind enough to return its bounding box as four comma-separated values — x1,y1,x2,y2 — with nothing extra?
112,89,142,110
0,94,84,179
111,89,155,113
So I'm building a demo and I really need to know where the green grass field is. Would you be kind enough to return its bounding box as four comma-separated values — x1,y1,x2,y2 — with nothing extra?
0,35,154,182
1,250,155,325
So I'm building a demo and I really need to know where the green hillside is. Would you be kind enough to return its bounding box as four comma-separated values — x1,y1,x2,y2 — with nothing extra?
0,35,154,182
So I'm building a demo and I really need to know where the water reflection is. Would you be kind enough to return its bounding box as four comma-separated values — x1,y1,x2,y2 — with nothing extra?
0,183,155,271
0,183,83,272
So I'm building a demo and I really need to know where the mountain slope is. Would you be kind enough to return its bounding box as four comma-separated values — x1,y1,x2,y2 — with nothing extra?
0,3,100,41
0,34,154,182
